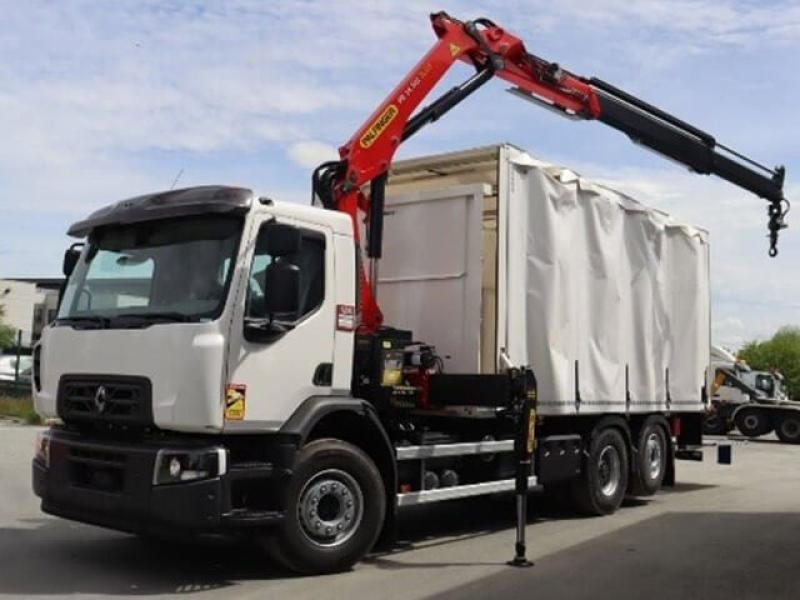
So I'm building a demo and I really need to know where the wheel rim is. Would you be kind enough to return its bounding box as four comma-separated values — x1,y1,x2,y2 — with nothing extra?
297,468,364,548
645,432,663,480
743,414,760,431
598,445,622,497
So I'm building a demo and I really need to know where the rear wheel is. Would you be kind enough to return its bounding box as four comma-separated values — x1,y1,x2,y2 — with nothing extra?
630,419,668,496
734,408,772,437
570,427,629,515
265,439,385,574
776,414,800,444
703,411,728,436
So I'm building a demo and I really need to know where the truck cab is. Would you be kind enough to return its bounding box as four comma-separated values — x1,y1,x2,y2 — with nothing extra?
740,371,789,403
33,186,395,573
35,186,356,433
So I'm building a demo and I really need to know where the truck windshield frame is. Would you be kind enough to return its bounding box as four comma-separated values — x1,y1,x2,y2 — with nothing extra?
56,215,243,327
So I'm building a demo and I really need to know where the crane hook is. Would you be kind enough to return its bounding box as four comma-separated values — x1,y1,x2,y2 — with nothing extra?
767,196,789,257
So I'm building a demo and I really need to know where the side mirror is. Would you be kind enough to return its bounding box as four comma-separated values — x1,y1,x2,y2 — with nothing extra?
263,261,300,316
63,243,84,277
264,222,301,257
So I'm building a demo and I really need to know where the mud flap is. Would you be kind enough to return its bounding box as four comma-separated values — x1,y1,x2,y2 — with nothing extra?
663,436,676,486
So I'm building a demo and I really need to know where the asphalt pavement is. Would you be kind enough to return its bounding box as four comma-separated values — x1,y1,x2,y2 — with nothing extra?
1,423,799,599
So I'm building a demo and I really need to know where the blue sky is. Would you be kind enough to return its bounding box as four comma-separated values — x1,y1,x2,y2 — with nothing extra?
1,0,798,347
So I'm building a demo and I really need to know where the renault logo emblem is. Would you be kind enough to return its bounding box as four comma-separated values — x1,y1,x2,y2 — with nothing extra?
94,386,108,413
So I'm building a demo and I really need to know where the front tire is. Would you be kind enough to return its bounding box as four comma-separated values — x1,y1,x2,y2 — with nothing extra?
734,408,772,437
570,428,629,515
267,439,385,574
776,414,800,444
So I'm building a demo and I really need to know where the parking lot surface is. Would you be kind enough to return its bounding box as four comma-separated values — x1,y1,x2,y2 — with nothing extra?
1,423,798,599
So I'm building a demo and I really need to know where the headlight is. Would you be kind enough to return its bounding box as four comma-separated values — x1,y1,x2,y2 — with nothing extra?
34,430,51,467
152,447,227,486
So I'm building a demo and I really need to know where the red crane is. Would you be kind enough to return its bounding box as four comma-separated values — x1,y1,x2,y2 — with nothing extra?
312,12,788,333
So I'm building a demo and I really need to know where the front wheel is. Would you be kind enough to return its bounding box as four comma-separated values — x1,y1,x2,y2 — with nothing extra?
265,439,385,574
776,414,800,444
570,427,629,515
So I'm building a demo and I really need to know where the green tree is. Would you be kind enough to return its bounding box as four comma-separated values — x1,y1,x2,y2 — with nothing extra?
739,326,800,400
0,305,16,350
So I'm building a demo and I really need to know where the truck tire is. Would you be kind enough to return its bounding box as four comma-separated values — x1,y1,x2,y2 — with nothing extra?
266,438,385,574
630,419,668,496
570,427,629,515
776,414,800,444
734,408,772,437
703,412,727,435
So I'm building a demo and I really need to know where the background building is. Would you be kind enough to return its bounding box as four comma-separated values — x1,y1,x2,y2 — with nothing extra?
0,278,63,348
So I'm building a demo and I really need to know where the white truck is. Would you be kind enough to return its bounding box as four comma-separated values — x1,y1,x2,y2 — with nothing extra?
34,144,709,569
707,345,800,441
31,13,788,574
740,370,789,403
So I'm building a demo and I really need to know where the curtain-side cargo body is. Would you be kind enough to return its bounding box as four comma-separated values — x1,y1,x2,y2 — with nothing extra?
380,144,710,416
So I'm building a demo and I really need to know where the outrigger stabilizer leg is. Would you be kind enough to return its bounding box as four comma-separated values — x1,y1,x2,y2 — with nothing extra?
506,365,537,568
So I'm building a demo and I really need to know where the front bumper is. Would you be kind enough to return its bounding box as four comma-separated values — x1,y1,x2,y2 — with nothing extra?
32,428,284,535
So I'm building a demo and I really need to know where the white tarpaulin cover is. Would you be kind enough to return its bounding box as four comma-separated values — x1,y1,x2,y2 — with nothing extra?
381,145,710,416
503,150,710,415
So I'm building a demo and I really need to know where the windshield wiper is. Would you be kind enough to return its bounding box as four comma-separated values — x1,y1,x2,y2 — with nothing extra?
57,316,111,329
58,313,197,330
113,311,195,324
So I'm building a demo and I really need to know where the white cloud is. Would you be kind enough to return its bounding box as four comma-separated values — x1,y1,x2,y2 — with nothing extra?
542,0,800,44
1,0,798,352
503,0,800,76
2,0,796,186
287,141,339,169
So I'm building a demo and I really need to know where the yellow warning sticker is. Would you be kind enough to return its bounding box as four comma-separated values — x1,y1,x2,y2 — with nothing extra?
449,43,461,57
225,384,246,420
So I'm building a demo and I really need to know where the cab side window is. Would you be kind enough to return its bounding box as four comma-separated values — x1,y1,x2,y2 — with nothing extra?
247,224,325,321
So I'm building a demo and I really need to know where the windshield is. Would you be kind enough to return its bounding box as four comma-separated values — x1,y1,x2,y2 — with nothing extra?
58,215,242,325
754,374,775,397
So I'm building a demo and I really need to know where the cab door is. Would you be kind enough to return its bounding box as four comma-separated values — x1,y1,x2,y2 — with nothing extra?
225,214,335,430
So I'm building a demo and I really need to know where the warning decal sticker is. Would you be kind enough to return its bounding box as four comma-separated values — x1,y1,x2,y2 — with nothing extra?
359,104,398,149
225,384,246,420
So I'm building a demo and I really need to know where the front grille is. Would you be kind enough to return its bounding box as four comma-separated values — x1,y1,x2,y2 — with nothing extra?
67,447,127,492
57,375,153,427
